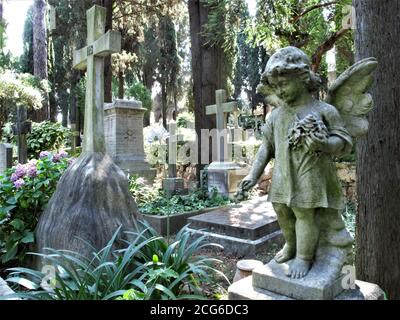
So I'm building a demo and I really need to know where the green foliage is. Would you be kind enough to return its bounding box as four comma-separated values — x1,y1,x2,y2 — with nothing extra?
26,121,71,159
126,81,152,114
202,0,247,54
128,174,160,206
0,71,47,110
139,189,231,216
249,0,353,73
0,71,49,137
19,6,34,74
4,222,227,300
0,153,72,264
341,200,356,238
176,111,194,128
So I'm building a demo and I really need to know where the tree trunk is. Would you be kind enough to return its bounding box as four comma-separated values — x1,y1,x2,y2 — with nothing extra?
188,0,227,180
48,37,57,122
103,0,113,103
161,81,167,129
32,0,49,122
70,71,80,146
354,0,400,300
118,71,124,99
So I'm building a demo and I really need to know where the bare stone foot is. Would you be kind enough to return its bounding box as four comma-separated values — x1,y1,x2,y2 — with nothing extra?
286,257,312,279
274,244,295,263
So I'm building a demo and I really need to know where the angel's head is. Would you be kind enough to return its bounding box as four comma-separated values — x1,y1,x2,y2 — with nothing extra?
260,47,321,106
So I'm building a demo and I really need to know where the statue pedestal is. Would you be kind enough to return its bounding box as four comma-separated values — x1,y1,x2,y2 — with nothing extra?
104,99,156,183
207,162,249,199
228,259,385,300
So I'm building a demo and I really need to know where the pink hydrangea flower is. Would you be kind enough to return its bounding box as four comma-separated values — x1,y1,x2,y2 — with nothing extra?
14,164,27,178
28,159,37,166
10,173,19,182
39,151,50,159
14,178,25,189
27,165,37,178
58,150,68,158
52,154,61,163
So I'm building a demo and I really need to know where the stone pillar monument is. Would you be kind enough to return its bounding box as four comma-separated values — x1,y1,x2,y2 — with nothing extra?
104,99,155,182
0,143,13,176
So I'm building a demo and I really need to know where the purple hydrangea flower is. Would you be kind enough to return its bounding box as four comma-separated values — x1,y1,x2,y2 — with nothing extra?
10,173,19,182
14,164,27,178
27,165,37,178
52,154,61,163
39,151,50,159
28,159,37,166
14,178,25,189
58,150,68,158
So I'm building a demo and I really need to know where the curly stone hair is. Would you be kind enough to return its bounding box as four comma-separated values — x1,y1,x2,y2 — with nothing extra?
261,46,322,93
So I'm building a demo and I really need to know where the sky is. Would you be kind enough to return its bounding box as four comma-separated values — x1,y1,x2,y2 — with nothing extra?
3,0,257,57
3,0,33,57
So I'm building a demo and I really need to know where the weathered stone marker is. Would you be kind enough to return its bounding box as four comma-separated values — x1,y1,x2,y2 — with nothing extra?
12,105,31,164
72,7,121,153
205,90,248,198
104,99,155,182
69,123,80,155
0,143,13,176
206,89,238,164
35,6,138,266
227,109,245,163
162,121,186,197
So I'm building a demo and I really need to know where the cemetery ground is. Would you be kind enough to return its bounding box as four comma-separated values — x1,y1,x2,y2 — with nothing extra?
0,151,357,299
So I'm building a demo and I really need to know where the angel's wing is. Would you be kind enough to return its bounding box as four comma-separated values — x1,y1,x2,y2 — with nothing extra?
325,57,378,138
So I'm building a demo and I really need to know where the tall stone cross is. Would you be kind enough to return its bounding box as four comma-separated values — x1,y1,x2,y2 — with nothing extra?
72,5,121,153
206,89,238,163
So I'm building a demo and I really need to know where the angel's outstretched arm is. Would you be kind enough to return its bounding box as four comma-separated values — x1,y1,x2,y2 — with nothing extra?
247,140,273,181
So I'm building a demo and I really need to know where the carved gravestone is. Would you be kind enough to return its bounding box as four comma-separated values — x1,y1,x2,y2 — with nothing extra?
0,143,13,175
162,121,187,197
205,90,248,198
104,99,155,182
35,6,138,266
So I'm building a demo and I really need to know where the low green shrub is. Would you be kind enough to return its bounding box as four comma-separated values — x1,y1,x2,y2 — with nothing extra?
4,221,227,300
27,121,71,159
176,111,194,128
128,174,160,206
0,151,73,264
139,189,231,216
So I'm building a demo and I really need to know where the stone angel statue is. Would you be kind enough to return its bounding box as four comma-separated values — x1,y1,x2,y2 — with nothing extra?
235,46,377,279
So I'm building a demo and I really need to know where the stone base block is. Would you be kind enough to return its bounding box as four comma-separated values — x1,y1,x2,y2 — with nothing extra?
228,276,385,300
207,164,249,199
114,158,156,183
228,276,384,300
162,177,188,197
252,259,345,300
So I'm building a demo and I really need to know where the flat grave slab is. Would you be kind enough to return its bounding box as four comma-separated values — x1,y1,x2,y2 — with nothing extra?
188,196,283,257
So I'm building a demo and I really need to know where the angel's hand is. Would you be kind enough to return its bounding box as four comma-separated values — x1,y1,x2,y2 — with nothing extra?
234,175,257,201
304,135,327,153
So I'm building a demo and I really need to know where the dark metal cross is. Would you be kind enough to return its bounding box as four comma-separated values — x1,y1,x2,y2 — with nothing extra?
12,106,31,164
